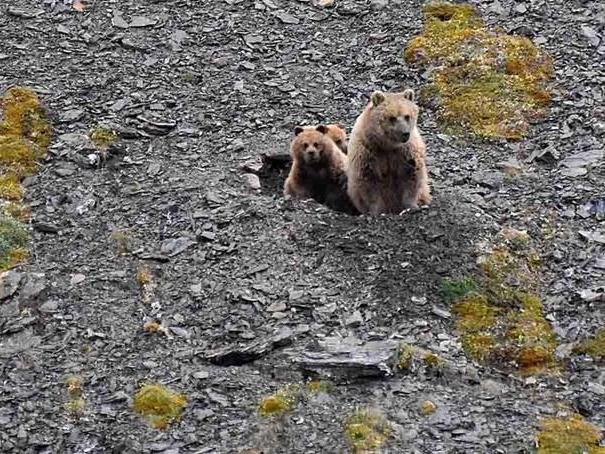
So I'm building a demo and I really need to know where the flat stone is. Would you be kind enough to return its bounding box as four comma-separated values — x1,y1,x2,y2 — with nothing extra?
20,273,46,300
130,16,157,28
70,274,86,285
472,170,504,189
243,173,261,190
0,271,22,300
345,310,363,327
267,301,286,312
39,299,59,313
561,167,588,177
587,383,605,395
561,150,603,168
160,237,196,257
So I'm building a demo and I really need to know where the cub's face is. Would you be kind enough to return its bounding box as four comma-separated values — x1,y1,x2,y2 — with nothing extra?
368,89,419,146
326,124,348,154
300,124,347,154
291,125,332,165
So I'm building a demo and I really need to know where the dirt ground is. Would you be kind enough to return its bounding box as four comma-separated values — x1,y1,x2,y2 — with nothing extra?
0,0,604,452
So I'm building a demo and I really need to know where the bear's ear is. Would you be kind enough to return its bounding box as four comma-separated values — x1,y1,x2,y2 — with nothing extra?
335,123,346,131
371,91,386,107
294,126,304,136
316,124,328,134
402,89,415,102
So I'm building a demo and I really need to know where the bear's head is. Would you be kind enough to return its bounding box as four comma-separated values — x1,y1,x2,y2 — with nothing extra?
291,125,334,166
325,124,348,154
366,89,419,147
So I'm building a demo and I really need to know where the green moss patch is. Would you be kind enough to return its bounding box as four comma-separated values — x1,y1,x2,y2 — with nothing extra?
133,383,187,429
0,214,30,270
405,2,553,139
536,414,605,453
0,87,52,271
344,408,392,453
449,243,558,375
442,276,477,303
574,328,605,361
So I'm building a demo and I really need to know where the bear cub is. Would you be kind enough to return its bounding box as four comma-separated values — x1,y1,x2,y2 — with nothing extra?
346,89,431,215
284,125,358,214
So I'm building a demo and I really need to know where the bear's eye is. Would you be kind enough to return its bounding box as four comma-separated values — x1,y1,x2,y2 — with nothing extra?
404,115,411,122
303,143,309,149
313,142,319,148
389,116,397,123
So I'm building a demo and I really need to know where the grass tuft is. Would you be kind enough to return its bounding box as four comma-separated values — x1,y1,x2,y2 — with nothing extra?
344,408,392,453
258,384,300,417
133,383,187,429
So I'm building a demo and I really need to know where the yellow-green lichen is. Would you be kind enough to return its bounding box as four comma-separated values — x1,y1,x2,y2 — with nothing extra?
449,243,558,375
0,87,53,149
258,384,300,418
90,126,118,149
344,408,392,453
0,174,24,200
136,265,153,285
421,400,437,415
574,329,605,361
536,414,605,454
423,352,445,370
64,375,85,417
405,2,553,139
64,398,86,416
0,87,51,271
66,375,84,397
4,202,31,221
133,383,187,429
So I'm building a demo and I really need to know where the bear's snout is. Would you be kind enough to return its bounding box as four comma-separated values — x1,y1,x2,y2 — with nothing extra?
400,132,410,143
306,148,320,161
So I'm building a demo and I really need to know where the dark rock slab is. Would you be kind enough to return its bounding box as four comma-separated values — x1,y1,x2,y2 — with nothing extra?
204,327,296,366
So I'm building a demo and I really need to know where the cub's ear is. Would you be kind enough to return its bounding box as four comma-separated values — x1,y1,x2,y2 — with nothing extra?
334,123,346,131
371,91,386,107
402,89,415,102
294,126,304,136
316,124,328,134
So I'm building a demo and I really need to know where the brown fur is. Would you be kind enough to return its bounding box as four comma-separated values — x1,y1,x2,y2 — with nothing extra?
284,125,357,214
301,123,348,154
346,89,431,214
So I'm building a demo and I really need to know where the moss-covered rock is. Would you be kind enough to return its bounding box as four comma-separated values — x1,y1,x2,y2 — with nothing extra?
405,2,553,139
